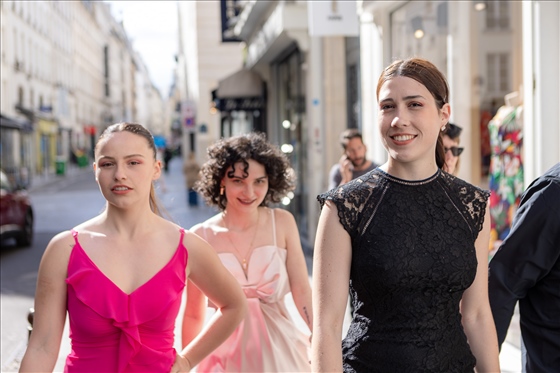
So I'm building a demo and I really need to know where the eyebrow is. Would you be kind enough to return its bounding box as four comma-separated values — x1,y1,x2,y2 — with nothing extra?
379,94,426,103
98,154,146,160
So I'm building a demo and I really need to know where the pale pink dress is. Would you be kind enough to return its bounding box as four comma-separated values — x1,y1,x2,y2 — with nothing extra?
197,209,311,372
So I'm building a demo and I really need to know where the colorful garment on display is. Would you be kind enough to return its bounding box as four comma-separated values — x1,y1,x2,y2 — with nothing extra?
488,105,524,251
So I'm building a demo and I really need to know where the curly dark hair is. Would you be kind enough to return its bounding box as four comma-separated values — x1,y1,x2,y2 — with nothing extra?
195,132,295,210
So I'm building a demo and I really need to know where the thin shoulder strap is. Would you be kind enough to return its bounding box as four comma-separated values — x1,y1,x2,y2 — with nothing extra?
70,229,79,244
179,227,185,240
271,208,277,247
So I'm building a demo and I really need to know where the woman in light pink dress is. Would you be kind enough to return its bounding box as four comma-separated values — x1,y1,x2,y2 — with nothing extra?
19,123,247,373
185,133,312,372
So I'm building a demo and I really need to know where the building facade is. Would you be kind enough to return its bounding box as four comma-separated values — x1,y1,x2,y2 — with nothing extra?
0,0,165,186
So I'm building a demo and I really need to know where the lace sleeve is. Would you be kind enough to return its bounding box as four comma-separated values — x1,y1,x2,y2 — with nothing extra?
317,176,377,240
442,173,490,238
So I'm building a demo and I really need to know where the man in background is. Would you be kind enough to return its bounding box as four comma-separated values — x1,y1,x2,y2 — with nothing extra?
328,129,378,190
488,162,560,372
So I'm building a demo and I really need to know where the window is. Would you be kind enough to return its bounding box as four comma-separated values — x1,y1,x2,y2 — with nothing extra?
487,53,510,93
486,1,509,30
18,86,24,105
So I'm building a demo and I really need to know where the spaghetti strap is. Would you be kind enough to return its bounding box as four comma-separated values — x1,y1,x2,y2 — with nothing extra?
71,229,79,244
271,209,277,247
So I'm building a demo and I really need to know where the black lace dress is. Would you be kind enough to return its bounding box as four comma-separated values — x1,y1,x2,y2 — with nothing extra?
318,168,490,373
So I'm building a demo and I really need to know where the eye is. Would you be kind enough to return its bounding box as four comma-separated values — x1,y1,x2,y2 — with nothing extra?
409,102,423,108
99,162,114,168
129,160,141,166
380,103,394,110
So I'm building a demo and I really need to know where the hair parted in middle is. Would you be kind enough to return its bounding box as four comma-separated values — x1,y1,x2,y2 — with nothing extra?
376,57,450,169
195,132,296,210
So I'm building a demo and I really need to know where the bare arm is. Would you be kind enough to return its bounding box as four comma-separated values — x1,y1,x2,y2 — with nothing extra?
279,209,313,333
173,232,247,371
461,207,500,372
19,232,73,373
181,279,206,349
311,201,352,373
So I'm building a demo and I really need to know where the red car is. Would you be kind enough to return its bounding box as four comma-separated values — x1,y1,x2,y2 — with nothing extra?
0,170,33,246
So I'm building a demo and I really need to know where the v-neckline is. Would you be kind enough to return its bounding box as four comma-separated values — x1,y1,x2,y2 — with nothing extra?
73,240,182,296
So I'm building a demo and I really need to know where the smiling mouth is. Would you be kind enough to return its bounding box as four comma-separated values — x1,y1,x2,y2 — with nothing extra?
391,135,416,141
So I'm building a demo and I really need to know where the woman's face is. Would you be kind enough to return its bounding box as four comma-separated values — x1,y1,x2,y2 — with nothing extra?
377,76,450,168
94,131,161,210
222,159,268,212
442,134,460,175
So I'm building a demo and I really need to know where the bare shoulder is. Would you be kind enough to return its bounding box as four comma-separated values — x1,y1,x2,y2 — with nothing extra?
40,230,76,272
271,207,297,227
190,213,222,239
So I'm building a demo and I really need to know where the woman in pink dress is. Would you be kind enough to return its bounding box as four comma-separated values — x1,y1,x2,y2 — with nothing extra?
19,122,247,373
185,132,312,372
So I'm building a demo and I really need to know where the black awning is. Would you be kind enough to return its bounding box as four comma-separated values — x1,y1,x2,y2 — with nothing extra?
0,114,32,132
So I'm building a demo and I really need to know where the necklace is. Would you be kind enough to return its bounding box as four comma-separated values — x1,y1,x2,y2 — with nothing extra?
223,210,260,271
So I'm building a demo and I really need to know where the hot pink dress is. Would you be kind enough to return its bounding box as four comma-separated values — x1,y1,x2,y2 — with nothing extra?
64,229,187,372
197,209,311,372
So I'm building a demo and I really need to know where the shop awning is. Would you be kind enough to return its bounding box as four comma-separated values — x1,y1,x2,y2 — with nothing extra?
215,69,264,98
212,69,266,112
0,114,33,132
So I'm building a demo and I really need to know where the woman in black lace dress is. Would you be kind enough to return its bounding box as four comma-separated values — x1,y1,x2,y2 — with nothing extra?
311,58,500,372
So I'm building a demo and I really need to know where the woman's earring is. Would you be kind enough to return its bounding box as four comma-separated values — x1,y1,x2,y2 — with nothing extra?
441,125,446,132
220,186,224,195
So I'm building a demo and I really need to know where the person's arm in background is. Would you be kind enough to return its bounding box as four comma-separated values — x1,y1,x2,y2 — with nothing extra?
280,209,313,334
488,177,560,346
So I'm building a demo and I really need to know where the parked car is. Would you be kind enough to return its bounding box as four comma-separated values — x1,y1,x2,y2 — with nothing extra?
0,170,33,246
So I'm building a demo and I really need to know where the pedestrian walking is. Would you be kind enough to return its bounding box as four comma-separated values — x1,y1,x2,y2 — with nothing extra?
489,162,560,372
184,132,312,372
183,152,201,207
19,122,247,373
312,58,500,372
328,129,379,191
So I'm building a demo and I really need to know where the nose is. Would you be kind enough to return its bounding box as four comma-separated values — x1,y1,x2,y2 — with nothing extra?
114,165,127,180
390,109,410,127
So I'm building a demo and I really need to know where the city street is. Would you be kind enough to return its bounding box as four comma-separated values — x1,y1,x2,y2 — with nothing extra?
1,157,522,372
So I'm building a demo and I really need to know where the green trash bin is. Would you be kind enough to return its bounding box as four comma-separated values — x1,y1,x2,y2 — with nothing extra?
78,155,88,168
55,157,66,175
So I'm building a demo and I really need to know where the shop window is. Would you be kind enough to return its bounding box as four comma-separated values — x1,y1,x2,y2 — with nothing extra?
487,53,510,94
18,86,24,105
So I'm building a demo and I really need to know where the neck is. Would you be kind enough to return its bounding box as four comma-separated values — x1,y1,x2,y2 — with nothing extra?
383,159,439,181
222,208,260,231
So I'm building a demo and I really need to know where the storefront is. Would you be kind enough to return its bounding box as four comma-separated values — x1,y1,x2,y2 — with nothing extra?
271,44,309,241
36,118,59,174
211,69,267,138
0,114,33,187
361,0,559,250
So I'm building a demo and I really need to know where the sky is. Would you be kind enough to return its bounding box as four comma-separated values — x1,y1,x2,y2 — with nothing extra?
106,1,178,97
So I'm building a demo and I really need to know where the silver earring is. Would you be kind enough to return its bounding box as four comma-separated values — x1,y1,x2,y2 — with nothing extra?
441,126,446,132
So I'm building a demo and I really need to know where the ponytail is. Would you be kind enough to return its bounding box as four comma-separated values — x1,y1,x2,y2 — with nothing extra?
435,134,445,169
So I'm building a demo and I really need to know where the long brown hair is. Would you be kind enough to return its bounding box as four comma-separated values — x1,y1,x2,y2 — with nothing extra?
376,58,448,169
95,122,164,216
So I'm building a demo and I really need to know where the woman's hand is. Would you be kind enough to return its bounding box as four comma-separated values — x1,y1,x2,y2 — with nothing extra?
170,353,192,373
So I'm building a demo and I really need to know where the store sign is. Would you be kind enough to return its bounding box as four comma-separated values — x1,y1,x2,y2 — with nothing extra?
217,97,265,112
220,0,242,42
307,1,359,37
